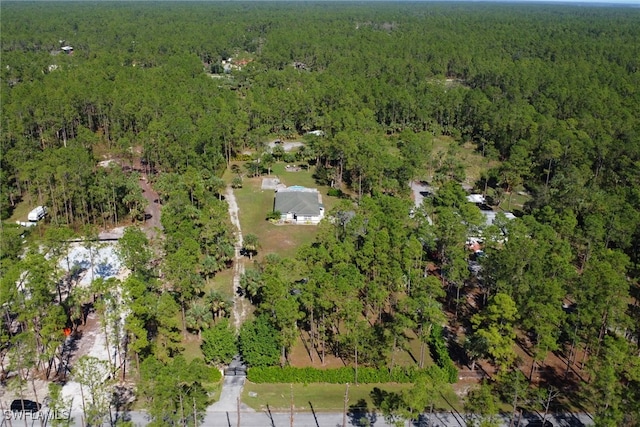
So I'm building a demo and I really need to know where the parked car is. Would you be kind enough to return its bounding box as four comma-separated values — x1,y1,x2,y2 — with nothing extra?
10,399,41,412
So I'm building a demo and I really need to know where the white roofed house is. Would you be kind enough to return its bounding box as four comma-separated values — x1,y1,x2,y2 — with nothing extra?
274,186,324,225
481,210,516,227
466,194,486,204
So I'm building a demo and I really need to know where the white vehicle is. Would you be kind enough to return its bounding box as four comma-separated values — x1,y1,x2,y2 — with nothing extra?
27,206,47,222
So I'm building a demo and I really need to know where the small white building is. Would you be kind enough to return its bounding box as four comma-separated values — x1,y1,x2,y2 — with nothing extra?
481,210,516,227
467,194,486,204
274,186,324,225
306,130,325,137
27,206,47,222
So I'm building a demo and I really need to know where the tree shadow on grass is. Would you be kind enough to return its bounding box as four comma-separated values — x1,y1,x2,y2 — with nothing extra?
347,398,377,427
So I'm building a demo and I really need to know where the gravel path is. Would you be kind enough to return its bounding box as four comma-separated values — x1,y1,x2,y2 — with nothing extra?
203,188,252,416
224,185,248,332
139,175,163,241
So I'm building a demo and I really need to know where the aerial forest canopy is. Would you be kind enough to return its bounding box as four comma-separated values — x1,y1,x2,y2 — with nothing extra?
1,1,639,424
2,2,639,226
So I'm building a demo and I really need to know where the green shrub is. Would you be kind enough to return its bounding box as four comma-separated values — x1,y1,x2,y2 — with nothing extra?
282,153,296,163
327,188,344,198
429,325,458,383
239,316,281,367
266,210,281,221
247,366,428,384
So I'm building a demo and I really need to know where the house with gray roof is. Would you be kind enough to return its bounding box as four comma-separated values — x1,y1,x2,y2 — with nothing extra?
274,186,324,224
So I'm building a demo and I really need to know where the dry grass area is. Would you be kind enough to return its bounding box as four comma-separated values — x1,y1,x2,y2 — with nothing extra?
228,162,338,261
287,328,436,371
7,198,34,223
182,333,204,361
425,136,500,189
206,267,235,296
288,333,348,369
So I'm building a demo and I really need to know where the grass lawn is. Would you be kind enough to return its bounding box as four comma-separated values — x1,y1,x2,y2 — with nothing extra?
231,162,339,260
182,332,204,362
393,329,435,368
425,136,500,189
206,267,235,296
7,199,34,223
242,382,462,413
502,189,531,212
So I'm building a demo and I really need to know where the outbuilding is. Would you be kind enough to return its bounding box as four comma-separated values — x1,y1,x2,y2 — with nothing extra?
27,206,47,222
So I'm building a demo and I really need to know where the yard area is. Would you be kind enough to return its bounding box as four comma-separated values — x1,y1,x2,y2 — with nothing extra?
242,382,462,413
422,136,500,190
287,329,435,370
228,161,339,260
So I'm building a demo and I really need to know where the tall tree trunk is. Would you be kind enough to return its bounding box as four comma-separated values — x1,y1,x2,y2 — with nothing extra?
179,393,186,427
509,382,519,427
390,336,397,370
529,359,536,382
80,382,87,427
354,341,358,385
181,301,187,339
342,383,349,427
309,311,315,363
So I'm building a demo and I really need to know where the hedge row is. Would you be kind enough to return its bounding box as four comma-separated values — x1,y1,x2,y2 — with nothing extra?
247,366,443,384
429,324,458,383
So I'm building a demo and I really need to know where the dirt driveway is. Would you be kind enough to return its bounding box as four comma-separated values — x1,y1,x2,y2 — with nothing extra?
139,175,163,241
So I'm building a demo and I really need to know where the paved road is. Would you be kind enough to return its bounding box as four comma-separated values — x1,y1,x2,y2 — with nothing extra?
205,356,253,417
1,410,591,427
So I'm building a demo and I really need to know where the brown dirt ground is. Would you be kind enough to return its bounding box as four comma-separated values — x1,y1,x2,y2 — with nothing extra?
285,272,592,409
288,332,348,369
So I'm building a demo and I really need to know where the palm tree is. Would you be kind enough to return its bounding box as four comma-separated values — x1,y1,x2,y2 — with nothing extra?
239,268,264,303
245,161,260,178
206,290,232,319
243,234,259,260
261,153,274,176
231,176,243,188
185,301,212,337
200,256,221,279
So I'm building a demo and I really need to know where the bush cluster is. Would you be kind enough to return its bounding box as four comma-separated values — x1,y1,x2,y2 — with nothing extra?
327,188,345,198
247,366,443,384
429,325,458,383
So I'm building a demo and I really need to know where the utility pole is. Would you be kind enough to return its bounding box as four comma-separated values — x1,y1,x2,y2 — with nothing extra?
193,396,197,427
290,384,294,427
342,383,350,427
237,396,241,427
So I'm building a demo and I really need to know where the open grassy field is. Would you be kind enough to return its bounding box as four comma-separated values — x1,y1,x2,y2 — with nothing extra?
288,329,435,370
423,136,500,190
7,199,34,223
205,267,235,296
182,333,204,361
229,162,339,260
242,382,462,413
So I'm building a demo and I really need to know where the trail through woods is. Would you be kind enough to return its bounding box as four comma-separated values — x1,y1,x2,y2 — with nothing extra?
225,185,249,331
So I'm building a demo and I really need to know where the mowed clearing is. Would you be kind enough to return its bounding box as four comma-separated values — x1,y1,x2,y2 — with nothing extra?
242,382,462,412
230,162,338,260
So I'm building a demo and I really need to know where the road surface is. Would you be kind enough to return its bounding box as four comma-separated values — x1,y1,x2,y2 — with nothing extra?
1,410,593,427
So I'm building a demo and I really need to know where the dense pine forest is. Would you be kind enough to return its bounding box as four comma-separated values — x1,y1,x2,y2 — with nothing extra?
1,2,639,426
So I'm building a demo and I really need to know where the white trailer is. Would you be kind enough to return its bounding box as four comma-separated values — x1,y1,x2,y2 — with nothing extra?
27,206,47,222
